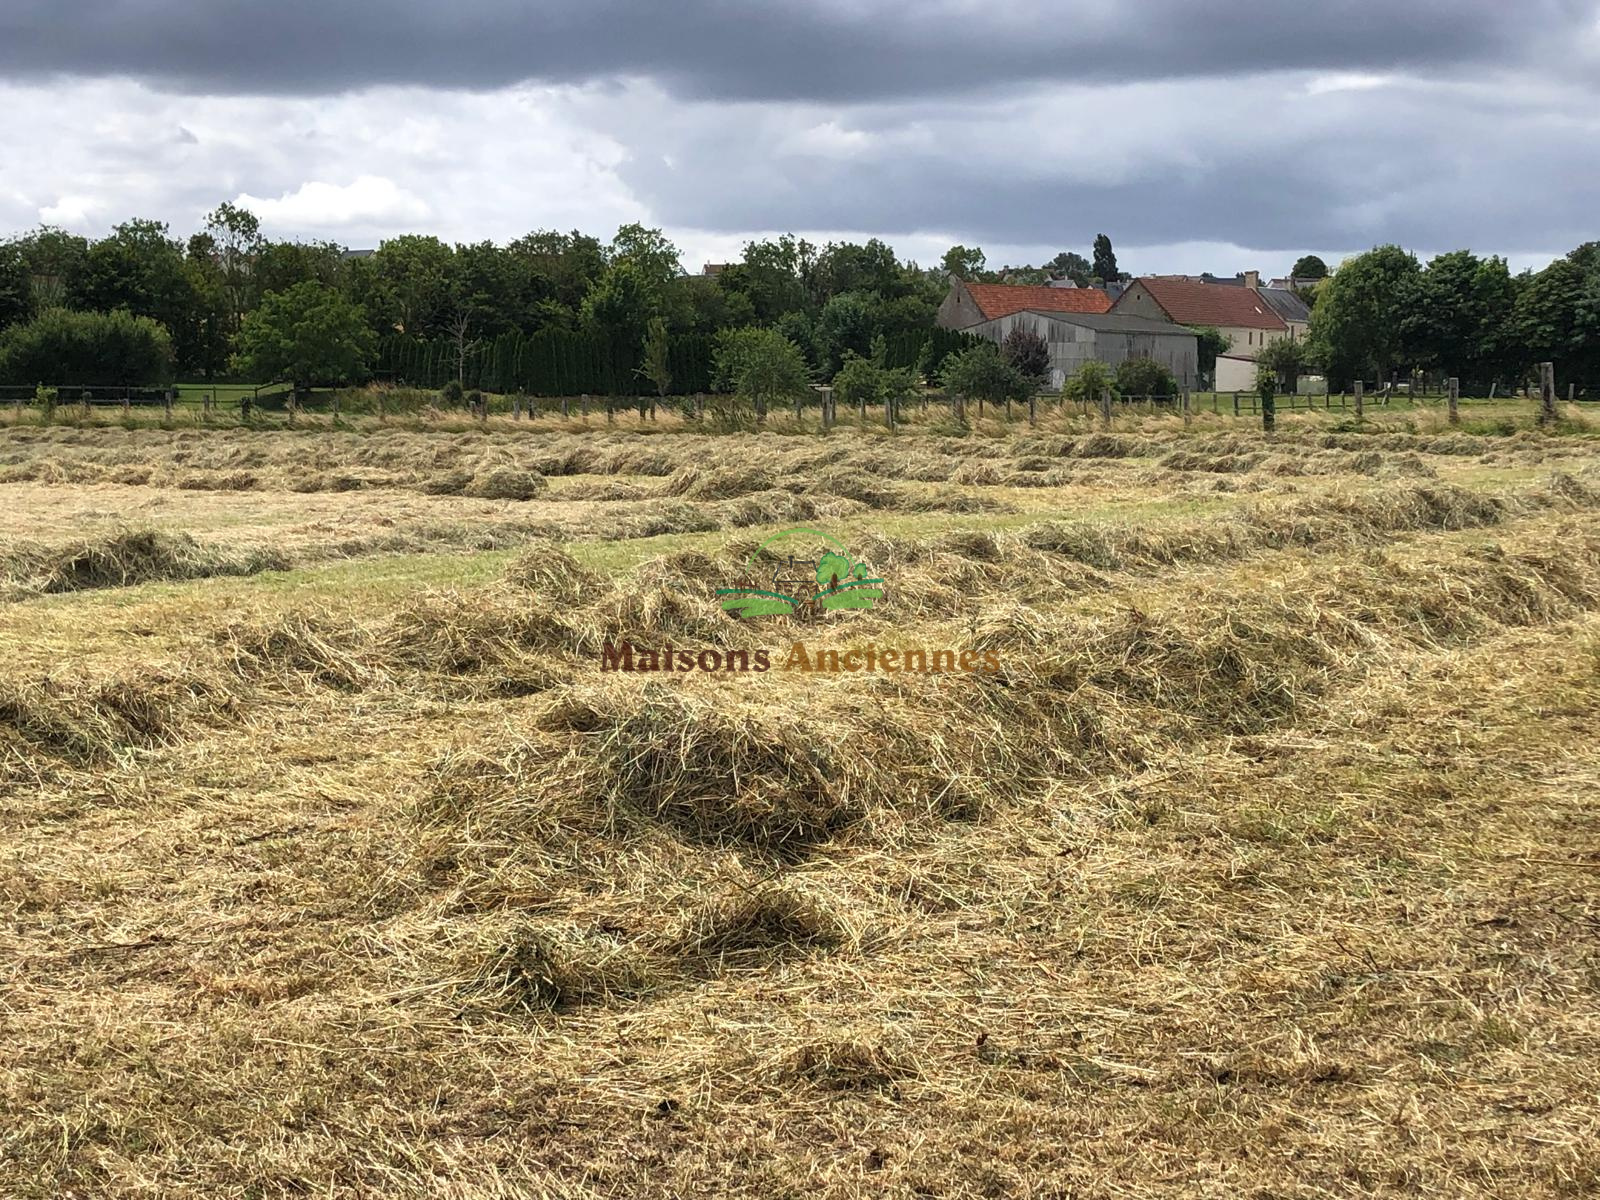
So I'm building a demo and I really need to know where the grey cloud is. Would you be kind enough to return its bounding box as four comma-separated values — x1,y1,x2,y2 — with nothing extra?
607,76,1600,256
0,0,1594,100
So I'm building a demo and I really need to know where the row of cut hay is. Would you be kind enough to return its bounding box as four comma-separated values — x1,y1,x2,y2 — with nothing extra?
429,521,1600,865
441,874,858,1017
0,667,241,766
396,519,1600,1021
2,423,1578,505
1021,476,1598,574
0,529,289,600
198,474,1600,706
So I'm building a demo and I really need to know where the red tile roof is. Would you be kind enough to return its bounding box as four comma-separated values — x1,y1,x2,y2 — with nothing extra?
1126,278,1287,330
965,282,1113,320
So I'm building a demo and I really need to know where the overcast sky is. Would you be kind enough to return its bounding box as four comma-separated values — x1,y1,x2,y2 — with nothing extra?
2,1,1597,276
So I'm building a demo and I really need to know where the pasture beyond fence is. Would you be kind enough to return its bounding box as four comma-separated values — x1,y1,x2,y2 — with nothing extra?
3,376,1596,435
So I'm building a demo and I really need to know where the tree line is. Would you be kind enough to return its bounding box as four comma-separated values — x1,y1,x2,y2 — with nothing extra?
0,210,964,393
1291,243,1600,393
1,208,1595,401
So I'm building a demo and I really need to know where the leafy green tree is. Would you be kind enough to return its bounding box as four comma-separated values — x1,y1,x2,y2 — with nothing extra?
1514,250,1600,385
371,235,454,337
831,352,886,413
678,275,757,334
941,245,987,280
609,224,682,294
875,293,938,341
1306,245,1421,387
0,308,174,386
254,239,348,297
507,229,607,316
232,282,377,395
1402,251,1517,389
1115,356,1178,397
1256,362,1278,431
202,202,263,330
581,259,652,351
1001,326,1050,386
1291,255,1329,280
75,220,192,327
0,240,27,331
1255,338,1307,394
636,316,672,402
721,235,817,323
942,342,1031,412
450,239,534,340
1049,251,1093,286
1092,234,1120,284
1061,359,1117,406
814,291,878,378
14,227,89,313
176,234,233,377
712,327,811,418
814,239,902,300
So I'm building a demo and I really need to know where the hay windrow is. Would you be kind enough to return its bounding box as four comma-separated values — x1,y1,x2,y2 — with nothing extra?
0,529,289,598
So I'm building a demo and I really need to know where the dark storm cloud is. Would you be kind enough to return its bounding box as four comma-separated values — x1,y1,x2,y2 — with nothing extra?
605,71,1600,256
0,0,1592,99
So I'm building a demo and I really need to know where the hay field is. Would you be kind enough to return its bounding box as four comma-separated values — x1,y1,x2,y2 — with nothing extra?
2,405,1599,1198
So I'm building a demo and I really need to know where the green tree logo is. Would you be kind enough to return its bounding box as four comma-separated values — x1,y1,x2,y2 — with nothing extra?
716,529,885,620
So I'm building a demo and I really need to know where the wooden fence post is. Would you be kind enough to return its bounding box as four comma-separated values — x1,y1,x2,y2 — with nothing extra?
1540,361,1557,425
511,395,521,420
580,393,589,419
1354,380,1364,419
1181,389,1191,428
1232,391,1240,417
1447,376,1460,426
332,392,341,421
561,395,569,419
1568,383,1576,402
795,391,804,422
1100,387,1112,428
1028,391,1037,426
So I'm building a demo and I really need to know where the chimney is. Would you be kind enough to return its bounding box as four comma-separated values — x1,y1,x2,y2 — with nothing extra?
1243,270,1260,291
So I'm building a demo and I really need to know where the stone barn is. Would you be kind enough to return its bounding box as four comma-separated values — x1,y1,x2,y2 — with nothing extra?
961,309,1200,391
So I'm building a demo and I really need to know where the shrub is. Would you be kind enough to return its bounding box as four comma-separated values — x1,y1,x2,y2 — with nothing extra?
441,378,465,405
712,327,811,418
1114,357,1178,398
1001,327,1050,385
0,309,174,387
1062,360,1117,406
942,343,1032,411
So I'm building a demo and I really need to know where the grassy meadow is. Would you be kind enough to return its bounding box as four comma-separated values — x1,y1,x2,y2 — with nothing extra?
2,401,1598,1198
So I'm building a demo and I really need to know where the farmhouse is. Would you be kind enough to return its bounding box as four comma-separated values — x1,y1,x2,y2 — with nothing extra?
960,308,1199,391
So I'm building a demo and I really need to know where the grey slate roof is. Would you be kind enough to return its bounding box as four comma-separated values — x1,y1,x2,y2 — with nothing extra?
1256,288,1311,323
1015,310,1197,337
